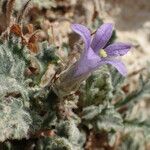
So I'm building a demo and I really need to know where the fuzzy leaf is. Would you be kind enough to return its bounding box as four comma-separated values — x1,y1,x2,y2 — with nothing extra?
0,98,32,142
82,105,123,132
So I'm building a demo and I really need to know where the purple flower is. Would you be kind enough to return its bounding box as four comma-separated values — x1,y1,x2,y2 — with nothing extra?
71,23,132,77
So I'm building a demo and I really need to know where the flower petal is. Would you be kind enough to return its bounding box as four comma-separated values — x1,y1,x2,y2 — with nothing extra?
100,59,127,76
105,43,132,56
91,23,113,54
71,24,91,51
74,47,101,77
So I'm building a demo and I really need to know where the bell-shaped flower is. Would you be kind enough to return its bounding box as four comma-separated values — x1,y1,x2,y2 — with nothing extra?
54,23,132,97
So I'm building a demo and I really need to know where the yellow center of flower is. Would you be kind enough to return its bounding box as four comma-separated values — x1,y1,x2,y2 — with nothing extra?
99,49,107,58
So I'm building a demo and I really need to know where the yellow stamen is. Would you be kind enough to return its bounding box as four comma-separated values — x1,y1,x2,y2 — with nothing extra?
99,49,107,58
